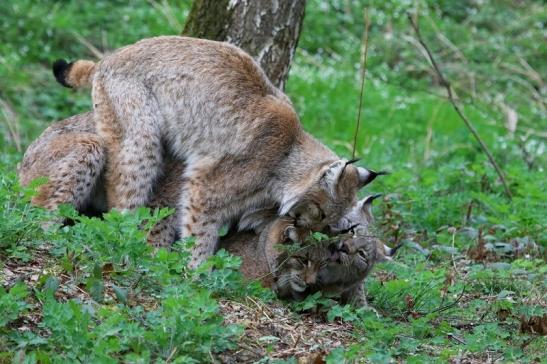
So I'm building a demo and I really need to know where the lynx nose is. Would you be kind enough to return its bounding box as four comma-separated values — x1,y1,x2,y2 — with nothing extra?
305,271,317,285
338,242,349,254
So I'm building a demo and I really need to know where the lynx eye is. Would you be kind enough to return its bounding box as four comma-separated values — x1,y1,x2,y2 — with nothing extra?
357,249,367,259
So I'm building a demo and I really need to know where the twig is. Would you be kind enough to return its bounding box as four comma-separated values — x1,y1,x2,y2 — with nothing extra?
430,285,466,314
352,8,370,159
0,97,22,152
71,31,104,59
407,13,513,200
447,332,466,345
165,347,177,362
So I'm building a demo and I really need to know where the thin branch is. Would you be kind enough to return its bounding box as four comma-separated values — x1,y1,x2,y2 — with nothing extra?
430,285,466,314
0,97,22,152
407,13,513,200
352,9,370,159
71,31,104,59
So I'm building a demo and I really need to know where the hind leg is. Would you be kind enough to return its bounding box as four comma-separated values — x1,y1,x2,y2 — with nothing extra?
31,133,105,213
93,77,163,210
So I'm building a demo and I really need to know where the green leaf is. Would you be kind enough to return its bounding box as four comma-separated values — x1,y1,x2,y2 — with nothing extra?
112,285,128,304
87,277,104,303
43,276,60,297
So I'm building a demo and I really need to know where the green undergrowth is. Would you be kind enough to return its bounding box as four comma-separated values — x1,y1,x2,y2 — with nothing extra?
1,173,270,362
1,0,546,362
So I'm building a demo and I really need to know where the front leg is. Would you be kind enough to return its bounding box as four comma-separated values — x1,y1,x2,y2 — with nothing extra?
178,157,273,269
147,212,179,248
341,283,367,308
178,171,223,269
181,208,222,269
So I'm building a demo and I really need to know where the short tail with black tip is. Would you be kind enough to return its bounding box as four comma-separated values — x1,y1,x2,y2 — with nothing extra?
53,59,96,88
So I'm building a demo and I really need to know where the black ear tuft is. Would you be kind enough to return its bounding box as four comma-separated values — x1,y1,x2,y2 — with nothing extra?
370,169,389,179
386,242,404,257
363,193,383,207
52,59,73,88
345,158,361,166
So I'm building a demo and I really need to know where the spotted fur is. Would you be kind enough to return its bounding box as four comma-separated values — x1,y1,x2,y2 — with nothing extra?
54,36,382,267
18,113,393,303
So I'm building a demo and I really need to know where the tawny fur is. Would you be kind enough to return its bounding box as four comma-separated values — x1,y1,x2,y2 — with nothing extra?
18,112,106,213
65,60,96,88
18,113,387,303
55,36,380,267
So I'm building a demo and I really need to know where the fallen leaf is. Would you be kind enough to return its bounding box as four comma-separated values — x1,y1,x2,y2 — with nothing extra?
496,309,510,322
520,314,547,335
298,351,326,364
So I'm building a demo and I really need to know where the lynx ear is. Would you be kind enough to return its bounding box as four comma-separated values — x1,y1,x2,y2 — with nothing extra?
357,167,388,189
360,193,382,223
319,160,347,196
362,193,382,211
283,225,300,243
385,243,403,257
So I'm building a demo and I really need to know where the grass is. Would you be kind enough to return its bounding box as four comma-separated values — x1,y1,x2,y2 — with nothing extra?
1,0,546,362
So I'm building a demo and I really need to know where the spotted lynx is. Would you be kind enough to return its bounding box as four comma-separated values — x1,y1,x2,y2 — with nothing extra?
266,195,399,306
314,195,401,306
216,195,398,306
19,113,393,304
18,112,107,215
53,36,383,267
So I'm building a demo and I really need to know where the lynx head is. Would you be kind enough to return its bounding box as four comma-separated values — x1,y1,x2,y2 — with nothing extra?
315,195,400,294
328,194,401,262
319,234,379,288
272,195,400,302
273,244,329,301
279,159,386,233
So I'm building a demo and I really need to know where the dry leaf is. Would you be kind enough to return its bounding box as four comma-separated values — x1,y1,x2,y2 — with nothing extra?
298,351,326,364
496,309,511,322
520,314,547,335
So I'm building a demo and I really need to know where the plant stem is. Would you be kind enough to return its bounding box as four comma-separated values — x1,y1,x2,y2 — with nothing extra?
407,13,512,200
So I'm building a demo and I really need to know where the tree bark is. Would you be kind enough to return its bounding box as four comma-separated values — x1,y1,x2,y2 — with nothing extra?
182,0,306,90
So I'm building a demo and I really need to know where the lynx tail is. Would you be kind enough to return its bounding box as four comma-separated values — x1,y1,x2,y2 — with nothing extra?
53,59,96,88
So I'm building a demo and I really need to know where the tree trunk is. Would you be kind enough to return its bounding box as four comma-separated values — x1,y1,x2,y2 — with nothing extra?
182,0,306,90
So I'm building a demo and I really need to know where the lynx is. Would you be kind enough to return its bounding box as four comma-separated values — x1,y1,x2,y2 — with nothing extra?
267,195,400,306
18,112,107,215
53,36,383,267
19,113,394,304
218,195,398,306
314,195,401,306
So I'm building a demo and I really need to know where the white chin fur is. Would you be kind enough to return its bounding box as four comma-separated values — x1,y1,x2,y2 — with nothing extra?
291,282,306,292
